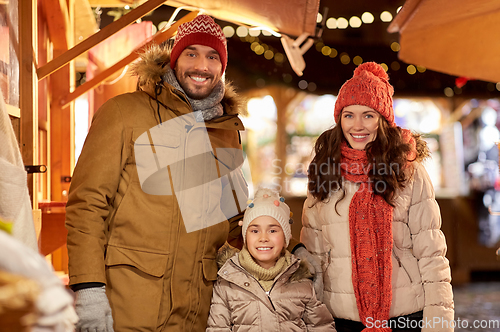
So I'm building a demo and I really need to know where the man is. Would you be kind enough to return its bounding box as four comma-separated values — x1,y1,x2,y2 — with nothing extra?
66,14,319,332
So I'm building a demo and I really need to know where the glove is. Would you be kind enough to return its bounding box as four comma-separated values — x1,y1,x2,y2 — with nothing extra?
75,286,114,332
294,247,324,302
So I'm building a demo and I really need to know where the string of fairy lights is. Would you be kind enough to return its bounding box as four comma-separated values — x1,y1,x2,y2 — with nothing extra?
110,4,500,97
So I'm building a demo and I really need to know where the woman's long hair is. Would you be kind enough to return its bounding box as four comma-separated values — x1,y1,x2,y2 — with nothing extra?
307,117,429,210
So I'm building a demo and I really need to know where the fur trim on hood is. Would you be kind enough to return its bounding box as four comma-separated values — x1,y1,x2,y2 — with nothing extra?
131,44,246,116
413,133,430,163
131,44,171,89
216,244,312,282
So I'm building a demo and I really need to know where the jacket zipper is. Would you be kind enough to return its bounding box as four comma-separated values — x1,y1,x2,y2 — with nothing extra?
266,282,278,311
392,248,413,283
265,290,276,311
246,271,276,310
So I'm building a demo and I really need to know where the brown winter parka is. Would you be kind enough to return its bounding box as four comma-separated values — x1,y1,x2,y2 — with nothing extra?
66,45,247,331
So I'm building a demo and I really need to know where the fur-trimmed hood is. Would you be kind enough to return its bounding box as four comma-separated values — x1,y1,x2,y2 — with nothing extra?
130,44,245,116
216,244,312,283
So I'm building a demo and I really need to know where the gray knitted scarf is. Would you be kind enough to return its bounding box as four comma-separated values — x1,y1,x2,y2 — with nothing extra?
163,66,224,122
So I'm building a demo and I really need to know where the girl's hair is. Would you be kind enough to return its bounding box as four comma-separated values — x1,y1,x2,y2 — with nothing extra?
307,116,429,211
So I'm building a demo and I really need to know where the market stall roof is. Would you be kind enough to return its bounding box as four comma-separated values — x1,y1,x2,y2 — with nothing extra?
88,0,320,37
388,0,500,83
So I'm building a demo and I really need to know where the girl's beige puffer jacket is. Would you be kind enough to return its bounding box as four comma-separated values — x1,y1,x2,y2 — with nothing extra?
301,163,454,332
206,247,336,331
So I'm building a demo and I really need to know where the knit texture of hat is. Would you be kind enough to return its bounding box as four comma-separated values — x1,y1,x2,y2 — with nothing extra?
242,188,292,246
334,62,395,126
170,14,227,74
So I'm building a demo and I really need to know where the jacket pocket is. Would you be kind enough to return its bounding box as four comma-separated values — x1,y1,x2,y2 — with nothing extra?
392,248,413,283
105,245,169,278
202,258,218,281
133,127,181,147
107,178,174,252
132,127,181,195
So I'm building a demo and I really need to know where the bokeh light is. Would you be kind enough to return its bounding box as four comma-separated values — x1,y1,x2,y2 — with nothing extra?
380,11,393,22
361,12,374,24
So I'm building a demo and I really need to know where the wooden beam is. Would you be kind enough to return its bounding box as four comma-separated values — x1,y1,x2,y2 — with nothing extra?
37,0,168,80
59,10,199,108
41,0,70,50
19,0,38,208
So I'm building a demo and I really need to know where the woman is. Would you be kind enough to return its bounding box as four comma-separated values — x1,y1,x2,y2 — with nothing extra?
301,62,454,332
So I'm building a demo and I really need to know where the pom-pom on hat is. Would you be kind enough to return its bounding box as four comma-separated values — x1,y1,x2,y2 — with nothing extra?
240,188,292,246
334,62,395,126
170,14,228,74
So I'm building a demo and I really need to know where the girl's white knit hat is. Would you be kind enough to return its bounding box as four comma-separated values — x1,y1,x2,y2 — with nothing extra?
240,188,292,246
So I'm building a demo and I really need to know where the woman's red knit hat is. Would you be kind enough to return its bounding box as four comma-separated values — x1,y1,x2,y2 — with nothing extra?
334,62,395,126
170,14,228,74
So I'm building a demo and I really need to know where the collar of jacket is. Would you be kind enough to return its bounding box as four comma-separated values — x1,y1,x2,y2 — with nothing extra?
143,83,245,131
217,245,312,285
221,252,301,312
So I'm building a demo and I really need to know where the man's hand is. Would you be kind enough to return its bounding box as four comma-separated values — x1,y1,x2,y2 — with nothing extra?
294,247,324,302
75,286,114,332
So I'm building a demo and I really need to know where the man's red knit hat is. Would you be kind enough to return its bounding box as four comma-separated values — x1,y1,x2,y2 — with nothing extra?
334,62,395,126
170,14,227,74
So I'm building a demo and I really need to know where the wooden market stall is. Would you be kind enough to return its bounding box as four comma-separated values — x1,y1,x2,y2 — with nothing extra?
390,0,500,283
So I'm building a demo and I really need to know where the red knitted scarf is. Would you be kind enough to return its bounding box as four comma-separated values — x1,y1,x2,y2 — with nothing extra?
340,141,393,332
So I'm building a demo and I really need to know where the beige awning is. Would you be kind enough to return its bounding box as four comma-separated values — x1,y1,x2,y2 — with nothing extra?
388,0,500,83
88,0,320,37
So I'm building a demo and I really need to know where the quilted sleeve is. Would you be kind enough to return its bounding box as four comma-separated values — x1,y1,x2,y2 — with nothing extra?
301,193,329,268
407,164,454,332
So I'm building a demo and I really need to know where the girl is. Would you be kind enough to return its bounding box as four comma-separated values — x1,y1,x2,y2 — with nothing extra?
207,188,336,331
301,62,454,332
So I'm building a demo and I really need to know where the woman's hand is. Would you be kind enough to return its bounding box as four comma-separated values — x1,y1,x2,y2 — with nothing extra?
294,247,324,302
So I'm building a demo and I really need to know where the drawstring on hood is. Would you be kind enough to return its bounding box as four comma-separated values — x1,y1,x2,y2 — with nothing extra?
154,83,163,124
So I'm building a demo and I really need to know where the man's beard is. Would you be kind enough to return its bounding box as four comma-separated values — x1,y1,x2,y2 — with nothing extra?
177,70,217,100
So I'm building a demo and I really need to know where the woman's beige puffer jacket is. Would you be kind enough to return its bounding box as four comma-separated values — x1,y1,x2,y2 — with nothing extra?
301,163,454,332
206,246,336,331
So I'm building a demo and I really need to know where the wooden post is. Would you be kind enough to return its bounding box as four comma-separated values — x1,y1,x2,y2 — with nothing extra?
19,0,38,208
49,58,74,202
268,86,298,193
48,0,74,202
40,0,75,273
